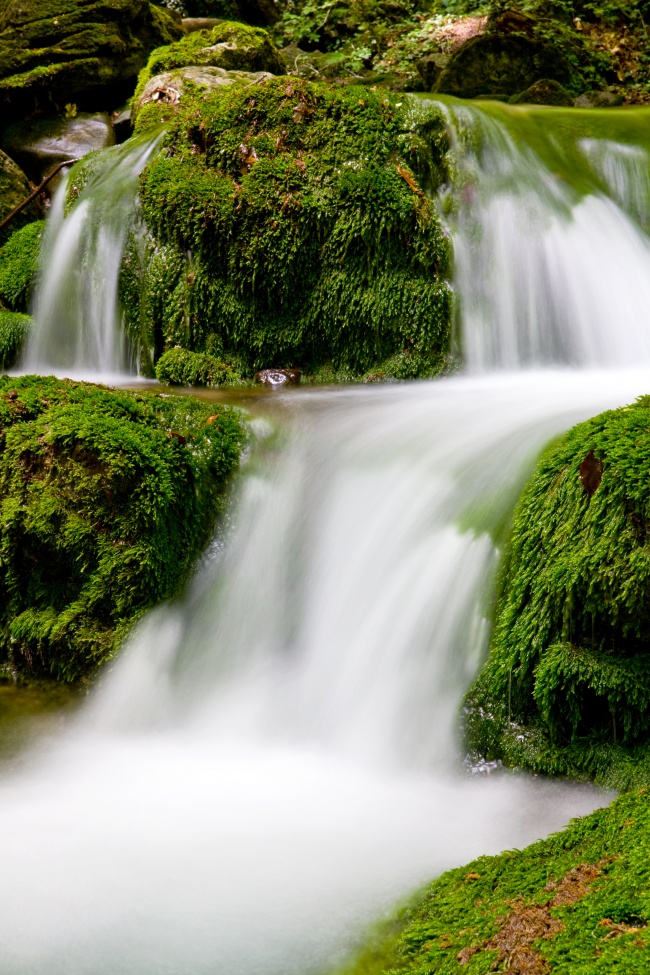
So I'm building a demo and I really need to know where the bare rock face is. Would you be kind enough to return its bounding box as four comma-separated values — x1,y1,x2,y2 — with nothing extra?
0,0,182,122
436,33,573,100
2,114,116,184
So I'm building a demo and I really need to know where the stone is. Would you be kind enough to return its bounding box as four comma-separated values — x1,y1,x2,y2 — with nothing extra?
510,78,574,107
183,0,280,26
112,109,133,144
2,114,116,185
574,90,624,108
255,368,301,386
134,65,273,119
0,0,182,123
183,17,224,33
0,148,43,245
436,33,573,100
414,54,449,92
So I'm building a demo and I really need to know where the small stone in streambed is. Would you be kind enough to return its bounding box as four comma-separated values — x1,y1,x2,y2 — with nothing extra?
574,90,624,108
255,369,301,387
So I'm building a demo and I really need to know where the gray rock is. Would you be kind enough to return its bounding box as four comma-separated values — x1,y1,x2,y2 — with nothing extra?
2,114,116,184
574,90,624,109
255,368,301,387
135,65,273,117
182,18,224,33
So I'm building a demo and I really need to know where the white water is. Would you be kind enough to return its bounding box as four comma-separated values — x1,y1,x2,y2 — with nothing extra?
21,134,162,379
4,105,650,972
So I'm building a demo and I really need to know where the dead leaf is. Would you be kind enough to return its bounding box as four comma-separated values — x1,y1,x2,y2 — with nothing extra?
397,166,423,196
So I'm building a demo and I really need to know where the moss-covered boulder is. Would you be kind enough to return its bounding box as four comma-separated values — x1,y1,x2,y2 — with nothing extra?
341,789,650,975
0,0,182,123
155,346,242,386
133,64,274,122
0,148,42,246
131,78,451,378
0,221,44,314
0,375,246,681
133,20,285,103
0,310,32,368
465,396,650,790
510,78,574,106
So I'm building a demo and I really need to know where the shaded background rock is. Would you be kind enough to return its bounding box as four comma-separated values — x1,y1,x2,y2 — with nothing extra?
134,64,273,121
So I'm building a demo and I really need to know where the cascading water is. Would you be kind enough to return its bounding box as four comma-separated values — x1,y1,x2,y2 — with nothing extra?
3,103,650,973
21,132,162,379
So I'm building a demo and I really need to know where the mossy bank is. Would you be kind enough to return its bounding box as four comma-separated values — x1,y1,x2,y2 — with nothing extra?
465,396,650,791
0,374,246,682
129,76,452,380
340,788,650,975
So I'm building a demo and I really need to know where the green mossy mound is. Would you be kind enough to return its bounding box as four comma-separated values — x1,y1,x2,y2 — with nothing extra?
465,397,650,790
0,375,246,681
133,78,451,377
0,0,182,122
134,19,285,103
0,311,32,368
340,789,650,975
0,220,44,313
155,346,242,385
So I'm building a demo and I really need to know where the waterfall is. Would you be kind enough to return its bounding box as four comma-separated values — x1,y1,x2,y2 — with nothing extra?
21,133,162,379
2,105,650,973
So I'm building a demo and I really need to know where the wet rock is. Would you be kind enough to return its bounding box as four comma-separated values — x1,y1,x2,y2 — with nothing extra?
255,368,301,387
436,33,572,100
574,90,624,108
2,114,116,185
415,54,449,92
0,148,43,245
510,78,574,107
134,65,273,119
0,0,182,123
112,109,133,144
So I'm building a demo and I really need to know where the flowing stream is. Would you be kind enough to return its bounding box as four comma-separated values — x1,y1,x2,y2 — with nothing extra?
5,102,650,973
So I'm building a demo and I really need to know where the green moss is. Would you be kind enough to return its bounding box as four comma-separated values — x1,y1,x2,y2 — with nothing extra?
135,78,452,376
0,221,44,313
340,788,650,975
134,19,285,103
0,311,32,369
155,346,244,385
0,374,246,682
465,397,650,788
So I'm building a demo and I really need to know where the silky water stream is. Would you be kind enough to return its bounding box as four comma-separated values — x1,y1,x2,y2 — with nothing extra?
5,102,650,973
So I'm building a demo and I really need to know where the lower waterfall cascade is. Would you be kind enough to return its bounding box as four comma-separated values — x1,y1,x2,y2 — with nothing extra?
4,101,650,973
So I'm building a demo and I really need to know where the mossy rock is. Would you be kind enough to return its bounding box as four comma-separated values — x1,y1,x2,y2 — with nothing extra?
436,33,574,99
131,78,451,376
0,310,32,368
0,0,182,123
0,374,246,681
510,77,574,106
0,220,44,313
341,789,650,975
0,148,43,246
155,346,242,385
133,19,285,104
465,396,650,790
133,64,274,123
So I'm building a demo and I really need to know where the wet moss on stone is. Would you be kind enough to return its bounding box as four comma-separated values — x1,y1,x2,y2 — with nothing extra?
0,311,32,369
0,375,246,682
339,788,650,975
134,78,452,377
0,220,44,313
464,396,650,789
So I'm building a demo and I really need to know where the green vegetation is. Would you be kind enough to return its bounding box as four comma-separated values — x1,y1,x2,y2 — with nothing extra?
340,788,650,975
0,311,32,368
0,221,44,313
0,375,246,681
465,397,650,790
134,77,451,377
155,346,244,385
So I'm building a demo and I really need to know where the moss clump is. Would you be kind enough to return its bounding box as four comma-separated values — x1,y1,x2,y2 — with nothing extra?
155,346,243,385
0,221,44,313
0,374,246,681
135,78,451,376
0,0,182,122
340,788,650,975
134,20,285,102
0,311,32,368
465,396,650,789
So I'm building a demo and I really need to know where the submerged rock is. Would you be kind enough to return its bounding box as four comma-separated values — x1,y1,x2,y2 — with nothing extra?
0,375,246,682
0,0,182,122
465,395,650,790
2,114,116,185
436,33,573,100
